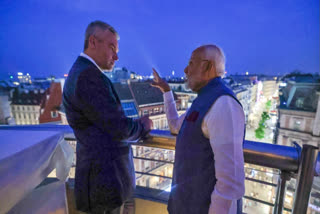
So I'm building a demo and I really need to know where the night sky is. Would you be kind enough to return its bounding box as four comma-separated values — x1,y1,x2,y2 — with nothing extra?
0,0,319,80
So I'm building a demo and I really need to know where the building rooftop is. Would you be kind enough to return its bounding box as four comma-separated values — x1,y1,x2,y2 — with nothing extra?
225,75,256,86
113,82,134,100
11,88,47,106
279,81,320,112
280,73,319,83
129,81,178,106
0,80,17,90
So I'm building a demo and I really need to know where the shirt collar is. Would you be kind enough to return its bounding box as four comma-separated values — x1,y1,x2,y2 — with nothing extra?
80,52,103,72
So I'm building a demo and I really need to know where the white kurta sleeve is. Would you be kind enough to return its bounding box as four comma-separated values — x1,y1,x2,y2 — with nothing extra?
163,91,187,135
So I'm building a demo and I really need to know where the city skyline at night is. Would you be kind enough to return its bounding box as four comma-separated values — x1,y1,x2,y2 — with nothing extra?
0,0,319,80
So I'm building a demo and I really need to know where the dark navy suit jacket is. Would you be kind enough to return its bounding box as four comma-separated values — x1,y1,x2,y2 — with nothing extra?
63,56,144,212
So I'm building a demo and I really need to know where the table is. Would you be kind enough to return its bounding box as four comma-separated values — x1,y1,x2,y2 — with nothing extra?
0,130,73,214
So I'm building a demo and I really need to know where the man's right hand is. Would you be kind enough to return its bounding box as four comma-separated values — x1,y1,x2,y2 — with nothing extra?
150,68,171,93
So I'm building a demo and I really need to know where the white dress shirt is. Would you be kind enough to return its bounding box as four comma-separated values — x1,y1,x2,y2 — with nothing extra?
80,52,103,72
164,91,245,214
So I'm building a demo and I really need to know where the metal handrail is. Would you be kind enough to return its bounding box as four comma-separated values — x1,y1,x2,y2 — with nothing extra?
141,130,301,172
0,125,301,171
0,125,318,214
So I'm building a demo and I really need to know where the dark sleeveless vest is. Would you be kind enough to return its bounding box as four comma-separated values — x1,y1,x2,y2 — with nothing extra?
167,77,243,214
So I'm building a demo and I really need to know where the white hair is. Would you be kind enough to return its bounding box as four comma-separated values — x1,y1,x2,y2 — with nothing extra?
205,45,226,77
214,46,226,77
196,45,226,77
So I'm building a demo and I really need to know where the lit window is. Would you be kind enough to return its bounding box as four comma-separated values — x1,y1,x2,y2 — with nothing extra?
51,111,58,118
294,120,301,130
295,98,304,108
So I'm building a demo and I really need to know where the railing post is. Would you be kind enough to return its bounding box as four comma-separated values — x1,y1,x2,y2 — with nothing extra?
292,144,318,214
273,171,290,214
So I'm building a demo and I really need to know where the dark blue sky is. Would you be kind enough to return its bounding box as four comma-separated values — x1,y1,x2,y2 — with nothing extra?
0,0,319,79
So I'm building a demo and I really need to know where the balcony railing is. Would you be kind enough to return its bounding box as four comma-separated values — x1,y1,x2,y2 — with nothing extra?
0,125,319,214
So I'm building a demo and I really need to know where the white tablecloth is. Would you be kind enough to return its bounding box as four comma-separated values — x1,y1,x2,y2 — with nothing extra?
0,130,74,214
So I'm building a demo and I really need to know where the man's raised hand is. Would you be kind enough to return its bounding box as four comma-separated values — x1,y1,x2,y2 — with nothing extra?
150,68,171,93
